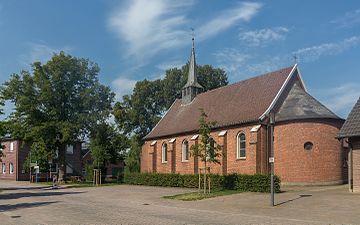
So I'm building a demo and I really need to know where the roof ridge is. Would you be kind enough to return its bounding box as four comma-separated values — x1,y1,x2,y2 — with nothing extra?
196,65,294,97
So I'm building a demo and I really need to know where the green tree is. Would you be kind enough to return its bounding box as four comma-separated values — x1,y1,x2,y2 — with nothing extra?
90,123,128,170
1,52,115,181
124,135,142,173
23,140,50,173
191,108,222,194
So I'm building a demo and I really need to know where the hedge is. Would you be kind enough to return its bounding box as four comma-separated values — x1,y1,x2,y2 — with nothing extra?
124,172,280,193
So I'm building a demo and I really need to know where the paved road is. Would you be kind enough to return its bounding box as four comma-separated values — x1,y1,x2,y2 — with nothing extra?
0,181,360,225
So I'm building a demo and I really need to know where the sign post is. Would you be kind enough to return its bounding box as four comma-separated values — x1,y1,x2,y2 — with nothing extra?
34,165,39,183
270,112,275,207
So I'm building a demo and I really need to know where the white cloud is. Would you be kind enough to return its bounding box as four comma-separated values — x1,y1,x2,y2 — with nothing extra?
331,9,360,28
108,0,192,59
156,60,184,71
213,48,290,80
293,36,360,63
213,48,250,76
108,1,262,59
112,77,137,101
314,83,360,117
19,42,72,66
197,2,262,41
239,27,288,46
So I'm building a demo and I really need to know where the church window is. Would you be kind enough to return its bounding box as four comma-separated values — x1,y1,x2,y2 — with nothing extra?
237,133,246,159
182,140,189,162
162,143,168,163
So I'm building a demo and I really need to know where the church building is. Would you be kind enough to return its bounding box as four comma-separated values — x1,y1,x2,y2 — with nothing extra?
141,38,347,185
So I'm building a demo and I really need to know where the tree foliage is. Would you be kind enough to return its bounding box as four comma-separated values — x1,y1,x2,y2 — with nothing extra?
1,52,115,180
90,123,128,169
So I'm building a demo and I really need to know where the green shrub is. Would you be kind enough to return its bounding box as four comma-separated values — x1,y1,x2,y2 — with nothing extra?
124,172,281,193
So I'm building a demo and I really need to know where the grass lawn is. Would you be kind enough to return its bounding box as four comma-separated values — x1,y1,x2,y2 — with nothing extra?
163,189,243,201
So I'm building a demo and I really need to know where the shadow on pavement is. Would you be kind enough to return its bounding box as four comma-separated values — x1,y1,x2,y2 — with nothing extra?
0,191,84,200
0,186,52,191
275,194,312,206
0,201,59,212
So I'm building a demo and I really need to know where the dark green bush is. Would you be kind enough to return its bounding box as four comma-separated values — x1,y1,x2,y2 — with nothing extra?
124,172,281,193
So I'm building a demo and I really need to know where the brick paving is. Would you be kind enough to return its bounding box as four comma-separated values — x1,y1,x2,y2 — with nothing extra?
0,181,360,224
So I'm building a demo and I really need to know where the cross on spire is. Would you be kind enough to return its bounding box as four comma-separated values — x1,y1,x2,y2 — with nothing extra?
182,30,203,104
293,54,298,64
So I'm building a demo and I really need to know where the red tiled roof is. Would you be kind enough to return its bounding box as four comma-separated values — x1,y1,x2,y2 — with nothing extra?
144,66,294,140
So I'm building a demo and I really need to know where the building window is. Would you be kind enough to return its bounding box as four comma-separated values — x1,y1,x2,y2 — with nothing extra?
9,163,14,174
9,142,14,152
66,163,73,174
304,142,313,151
207,138,215,161
162,143,168,163
2,163,5,174
182,140,189,162
66,144,74,154
237,133,246,159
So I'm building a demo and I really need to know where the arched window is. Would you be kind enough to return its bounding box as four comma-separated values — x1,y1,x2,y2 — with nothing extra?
208,138,216,161
237,133,246,159
162,143,168,163
182,140,189,162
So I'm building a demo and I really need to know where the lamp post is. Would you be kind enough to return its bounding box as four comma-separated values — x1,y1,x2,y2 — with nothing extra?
269,111,275,206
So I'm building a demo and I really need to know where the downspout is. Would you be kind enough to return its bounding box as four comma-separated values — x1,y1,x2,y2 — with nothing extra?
347,140,353,192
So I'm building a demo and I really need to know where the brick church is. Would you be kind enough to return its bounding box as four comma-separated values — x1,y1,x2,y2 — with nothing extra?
141,39,347,185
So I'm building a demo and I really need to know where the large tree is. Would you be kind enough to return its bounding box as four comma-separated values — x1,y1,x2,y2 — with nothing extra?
1,52,115,181
114,64,228,172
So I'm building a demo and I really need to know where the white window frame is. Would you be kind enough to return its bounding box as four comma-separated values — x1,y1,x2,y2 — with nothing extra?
66,144,74,155
2,163,6,174
182,140,189,162
9,142,14,152
9,163,14,174
161,143,168,163
237,132,246,159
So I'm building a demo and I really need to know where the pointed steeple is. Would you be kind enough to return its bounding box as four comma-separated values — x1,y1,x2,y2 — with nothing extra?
182,37,203,104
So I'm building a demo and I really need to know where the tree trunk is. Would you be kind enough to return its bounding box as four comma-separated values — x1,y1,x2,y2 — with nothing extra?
58,144,66,183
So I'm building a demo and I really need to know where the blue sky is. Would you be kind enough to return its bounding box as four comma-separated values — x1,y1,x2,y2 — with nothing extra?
0,0,359,118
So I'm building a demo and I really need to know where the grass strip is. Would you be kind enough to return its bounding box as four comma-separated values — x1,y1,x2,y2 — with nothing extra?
163,189,243,201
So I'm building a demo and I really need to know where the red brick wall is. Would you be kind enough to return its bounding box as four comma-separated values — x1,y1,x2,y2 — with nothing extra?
0,140,19,180
274,120,345,184
141,124,263,175
141,119,345,185
350,138,360,192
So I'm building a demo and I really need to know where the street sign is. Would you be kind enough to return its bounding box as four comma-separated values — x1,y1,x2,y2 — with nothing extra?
269,157,274,163
34,166,40,174
30,163,37,167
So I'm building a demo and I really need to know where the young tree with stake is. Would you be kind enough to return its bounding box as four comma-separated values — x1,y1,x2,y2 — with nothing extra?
191,108,222,194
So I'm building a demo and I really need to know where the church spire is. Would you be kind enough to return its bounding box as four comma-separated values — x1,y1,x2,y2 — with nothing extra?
182,36,203,104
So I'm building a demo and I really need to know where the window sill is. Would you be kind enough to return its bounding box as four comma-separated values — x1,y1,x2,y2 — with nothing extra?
181,160,189,163
161,161,168,164
236,157,246,160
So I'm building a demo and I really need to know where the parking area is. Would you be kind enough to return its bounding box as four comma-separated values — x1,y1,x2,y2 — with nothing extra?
0,181,359,225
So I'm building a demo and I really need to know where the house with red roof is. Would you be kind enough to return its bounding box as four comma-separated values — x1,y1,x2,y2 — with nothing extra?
338,97,360,192
141,38,347,185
